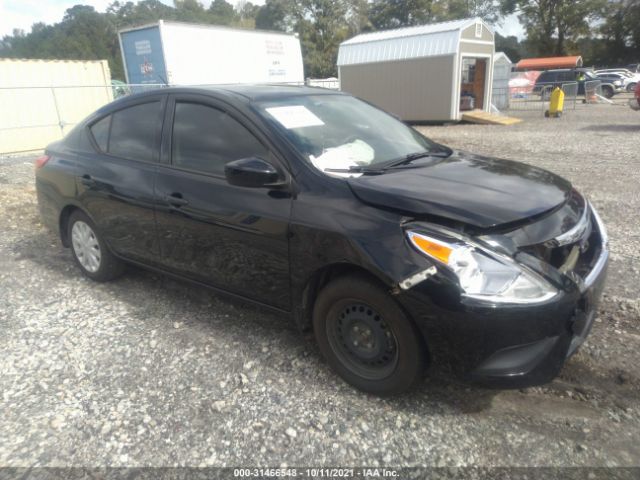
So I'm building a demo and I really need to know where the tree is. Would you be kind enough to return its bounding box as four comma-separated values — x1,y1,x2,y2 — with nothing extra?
255,0,293,31
209,0,237,24
236,1,260,22
108,1,176,29
501,0,606,56
495,32,526,62
444,0,501,22
596,0,640,65
293,0,352,77
369,0,443,29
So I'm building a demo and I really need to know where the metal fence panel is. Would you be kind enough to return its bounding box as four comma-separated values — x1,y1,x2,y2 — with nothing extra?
562,82,578,110
584,80,603,104
0,85,115,155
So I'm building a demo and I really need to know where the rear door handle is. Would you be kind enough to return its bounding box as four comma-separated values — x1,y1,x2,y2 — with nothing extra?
80,174,96,187
163,193,189,207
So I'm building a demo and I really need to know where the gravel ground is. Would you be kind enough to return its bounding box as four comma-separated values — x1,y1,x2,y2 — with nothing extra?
0,101,639,469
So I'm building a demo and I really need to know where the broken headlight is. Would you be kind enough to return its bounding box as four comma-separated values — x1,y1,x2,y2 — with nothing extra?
407,231,558,304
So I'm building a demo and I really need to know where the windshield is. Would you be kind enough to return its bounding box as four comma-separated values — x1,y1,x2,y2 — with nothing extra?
256,94,441,176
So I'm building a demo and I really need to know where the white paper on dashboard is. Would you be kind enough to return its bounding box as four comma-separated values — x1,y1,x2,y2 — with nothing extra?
265,106,325,129
309,139,375,178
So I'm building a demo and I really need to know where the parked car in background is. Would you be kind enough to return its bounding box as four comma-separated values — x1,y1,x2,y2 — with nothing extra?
630,82,640,111
595,71,637,92
595,69,640,92
35,86,608,395
626,63,639,73
533,68,620,99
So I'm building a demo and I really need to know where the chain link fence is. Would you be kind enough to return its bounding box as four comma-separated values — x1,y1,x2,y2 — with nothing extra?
490,70,596,116
492,83,578,115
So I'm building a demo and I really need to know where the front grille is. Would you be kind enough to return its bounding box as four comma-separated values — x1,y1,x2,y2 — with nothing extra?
522,210,602,279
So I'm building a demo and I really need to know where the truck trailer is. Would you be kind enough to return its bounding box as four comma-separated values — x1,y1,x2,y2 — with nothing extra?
118,21,304,86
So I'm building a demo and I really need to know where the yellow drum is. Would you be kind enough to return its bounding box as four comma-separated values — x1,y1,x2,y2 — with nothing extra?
545,87,565,118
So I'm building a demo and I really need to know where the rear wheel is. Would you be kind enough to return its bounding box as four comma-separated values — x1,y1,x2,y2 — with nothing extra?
627,82,637,92
68,210,125,282
313,275,426,395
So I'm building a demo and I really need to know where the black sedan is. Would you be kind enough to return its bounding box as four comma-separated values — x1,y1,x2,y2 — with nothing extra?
35,86,608,395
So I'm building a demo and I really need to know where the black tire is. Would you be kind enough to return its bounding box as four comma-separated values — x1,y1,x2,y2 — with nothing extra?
627,83,637,93
67,210,125,282
601,85,614,99
313,275,426,395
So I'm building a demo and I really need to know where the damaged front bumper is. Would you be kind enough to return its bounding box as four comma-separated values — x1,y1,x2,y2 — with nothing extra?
393,203,609,388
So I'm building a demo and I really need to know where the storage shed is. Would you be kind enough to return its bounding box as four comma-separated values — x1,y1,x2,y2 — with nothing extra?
491,52,513,110
337,17,495,122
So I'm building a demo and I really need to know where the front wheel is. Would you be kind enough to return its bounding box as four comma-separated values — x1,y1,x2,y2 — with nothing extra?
601,85,614,99
313,275,426,395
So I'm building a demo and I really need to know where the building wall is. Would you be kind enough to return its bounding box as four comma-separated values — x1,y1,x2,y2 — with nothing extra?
339,55,456,122
492,56,512,110
460,22,494,43
459,42,494,57
0,59,113,155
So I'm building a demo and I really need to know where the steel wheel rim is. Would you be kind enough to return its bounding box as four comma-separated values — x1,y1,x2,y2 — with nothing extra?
326,301,399,380
71,221,101,273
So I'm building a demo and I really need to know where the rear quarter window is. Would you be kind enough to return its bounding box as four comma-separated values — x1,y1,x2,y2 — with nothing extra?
90,115,111,152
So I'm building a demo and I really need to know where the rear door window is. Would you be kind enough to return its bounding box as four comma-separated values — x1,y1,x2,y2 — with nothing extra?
108,102,161,162
171,102,269,176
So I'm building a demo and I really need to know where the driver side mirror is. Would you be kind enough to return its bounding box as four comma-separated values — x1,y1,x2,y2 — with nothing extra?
224,157,284,188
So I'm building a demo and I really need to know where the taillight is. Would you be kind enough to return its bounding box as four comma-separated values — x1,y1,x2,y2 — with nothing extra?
34,155,50,169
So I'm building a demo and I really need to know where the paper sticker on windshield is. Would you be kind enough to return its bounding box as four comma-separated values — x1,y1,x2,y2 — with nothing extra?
265,106,324,129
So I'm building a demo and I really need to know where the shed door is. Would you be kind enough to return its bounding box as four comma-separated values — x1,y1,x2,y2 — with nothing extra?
460,58,487,111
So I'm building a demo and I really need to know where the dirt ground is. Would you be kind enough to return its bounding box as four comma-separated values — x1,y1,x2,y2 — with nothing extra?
0,100,639,469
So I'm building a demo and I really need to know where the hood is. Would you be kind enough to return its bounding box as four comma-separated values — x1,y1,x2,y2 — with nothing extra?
347,151,572,229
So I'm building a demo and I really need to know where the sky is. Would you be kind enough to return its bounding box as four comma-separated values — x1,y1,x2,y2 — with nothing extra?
0,0,524,39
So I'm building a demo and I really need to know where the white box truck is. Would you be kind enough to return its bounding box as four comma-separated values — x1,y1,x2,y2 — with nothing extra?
118,21,304,86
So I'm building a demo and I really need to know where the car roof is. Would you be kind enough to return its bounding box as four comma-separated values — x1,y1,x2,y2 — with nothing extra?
124,84,341,102
93,84,344,118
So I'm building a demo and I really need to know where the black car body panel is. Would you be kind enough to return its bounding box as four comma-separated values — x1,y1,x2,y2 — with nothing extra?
347,151,572,229
35,85,608,389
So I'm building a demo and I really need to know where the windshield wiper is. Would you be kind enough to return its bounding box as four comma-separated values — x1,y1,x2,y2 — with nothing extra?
323,165,386,175
379,149,451,170
323,148,451,175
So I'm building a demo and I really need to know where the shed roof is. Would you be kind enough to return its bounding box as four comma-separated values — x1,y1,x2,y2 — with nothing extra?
337,17,493,67
516,56,583,71
493,52,512,65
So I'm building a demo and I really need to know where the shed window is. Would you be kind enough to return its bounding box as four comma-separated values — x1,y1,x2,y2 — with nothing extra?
475,23,482,38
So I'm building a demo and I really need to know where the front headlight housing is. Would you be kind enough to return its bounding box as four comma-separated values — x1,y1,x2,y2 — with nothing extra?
407,231,557,304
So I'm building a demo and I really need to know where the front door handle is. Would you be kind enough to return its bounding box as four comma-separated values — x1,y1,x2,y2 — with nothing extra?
80,174,96,187
163,193,189,207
